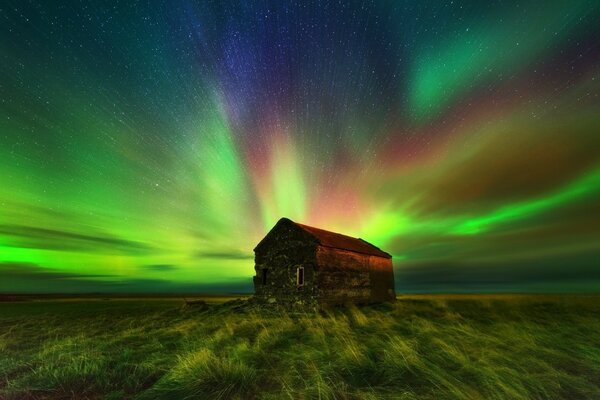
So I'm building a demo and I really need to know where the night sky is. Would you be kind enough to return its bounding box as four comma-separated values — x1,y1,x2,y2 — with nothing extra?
1,1,599,293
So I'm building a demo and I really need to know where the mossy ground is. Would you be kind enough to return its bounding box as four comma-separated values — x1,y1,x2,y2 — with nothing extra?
1,295,598,399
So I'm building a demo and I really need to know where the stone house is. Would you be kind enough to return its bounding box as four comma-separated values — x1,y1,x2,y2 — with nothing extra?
253,217,396,305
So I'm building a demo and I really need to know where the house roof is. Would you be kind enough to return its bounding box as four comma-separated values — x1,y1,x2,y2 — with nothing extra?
256,217,392,259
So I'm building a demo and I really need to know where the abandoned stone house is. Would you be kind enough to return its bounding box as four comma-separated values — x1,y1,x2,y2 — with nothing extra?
253,217,396,305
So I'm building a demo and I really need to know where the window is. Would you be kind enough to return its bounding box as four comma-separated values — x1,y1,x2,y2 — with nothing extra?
296,266,304,286
261,268,268,285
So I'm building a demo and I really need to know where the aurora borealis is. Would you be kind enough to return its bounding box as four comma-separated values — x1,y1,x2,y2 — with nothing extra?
1,1,599,293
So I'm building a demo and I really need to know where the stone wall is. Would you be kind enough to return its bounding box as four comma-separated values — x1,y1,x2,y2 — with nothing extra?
253,220,318,305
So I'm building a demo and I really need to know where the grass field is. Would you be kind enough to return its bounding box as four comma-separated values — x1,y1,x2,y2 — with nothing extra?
1,295,599,399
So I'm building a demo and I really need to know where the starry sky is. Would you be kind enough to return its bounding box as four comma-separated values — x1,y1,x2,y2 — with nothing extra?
1,1,599,293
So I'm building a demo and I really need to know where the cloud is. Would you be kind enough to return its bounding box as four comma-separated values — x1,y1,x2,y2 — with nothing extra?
0,262,253,294
0,262,112,280
195,250,254,260
0,262,121,293
141,264,178,271
395,250,600,293
0,224,153,254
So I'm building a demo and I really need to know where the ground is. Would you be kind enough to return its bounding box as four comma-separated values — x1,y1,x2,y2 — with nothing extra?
0,295,599,399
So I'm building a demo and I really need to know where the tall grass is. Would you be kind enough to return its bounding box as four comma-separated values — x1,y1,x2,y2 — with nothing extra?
0,295,599,399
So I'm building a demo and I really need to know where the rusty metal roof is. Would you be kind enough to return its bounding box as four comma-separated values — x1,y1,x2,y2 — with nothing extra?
294,220,392,259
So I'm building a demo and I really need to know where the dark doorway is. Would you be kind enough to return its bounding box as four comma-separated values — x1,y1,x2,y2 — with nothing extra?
262,268,268,285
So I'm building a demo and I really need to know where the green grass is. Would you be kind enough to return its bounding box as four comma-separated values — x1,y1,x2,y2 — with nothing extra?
0,295,599,399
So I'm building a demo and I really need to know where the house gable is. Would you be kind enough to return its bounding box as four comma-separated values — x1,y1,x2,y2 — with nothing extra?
254,217,318,253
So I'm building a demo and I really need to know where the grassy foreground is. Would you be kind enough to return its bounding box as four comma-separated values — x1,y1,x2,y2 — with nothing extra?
0,295,599,399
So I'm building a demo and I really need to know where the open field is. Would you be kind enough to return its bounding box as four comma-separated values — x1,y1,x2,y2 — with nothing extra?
1,295,599,399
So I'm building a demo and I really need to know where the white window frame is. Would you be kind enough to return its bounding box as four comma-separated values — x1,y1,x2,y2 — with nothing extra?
296,266,305,286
